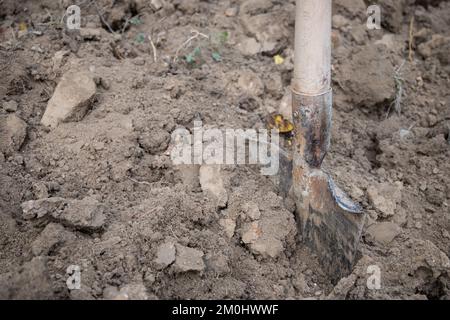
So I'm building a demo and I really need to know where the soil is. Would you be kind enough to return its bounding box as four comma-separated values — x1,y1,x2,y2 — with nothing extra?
0,0,449,300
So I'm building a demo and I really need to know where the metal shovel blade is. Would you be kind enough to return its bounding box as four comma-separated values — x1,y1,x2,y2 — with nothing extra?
294,167,365,283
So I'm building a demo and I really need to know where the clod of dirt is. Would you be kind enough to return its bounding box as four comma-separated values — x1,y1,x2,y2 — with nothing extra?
2,100,18,112
103,283,152,300
237,95,259,112
52,50,70,73
240,0,292,54
223,5,237,16
418,34,450,65
138,128,170,154
199,165,228,209
239,203,296,259
237,70,264,97
366,222,402,245
21,197,107,232
154,241,176,270
333,0,367,20
367,182,403,218
0,114,27,155
205,253,231,276
241,202,261,221
31,222,76,256
236,37,261,56
79,28,108,41
173,244,205,273
335,45,395,108
150,0,164,12
219,218,236,239
41,69,96,128
0,256,54,300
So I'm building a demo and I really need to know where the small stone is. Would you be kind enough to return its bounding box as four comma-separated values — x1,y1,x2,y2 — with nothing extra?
144,270,156,284
150,0,163,11
53,197,107,231
225,7,238,17
139,128,170,154
173,244,205,273
32,182,49,199
52,50,70,72
219,218,236,238
241,221,261,244
154,241,176,270
118,283,150,300
242,202,261,221
205,253,230,276
103,283,151,300
199,165,228,209
237,37,261,56
21,197,66,220
41,69,96,128
0,114,27,155
366,222,401,245
3,100,18,112
103,286,120,300
367,182,403,218
132,57,146,66
21,197,107,231
332,14,349,29
237,70,264,97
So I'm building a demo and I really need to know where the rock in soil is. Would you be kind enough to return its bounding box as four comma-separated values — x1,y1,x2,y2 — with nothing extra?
154,241,176,270
21,197,107,232
366,222,402,245
2,100,18,112
103,283,153,300
367,182,403,218
335,45,395,108
41,69,96,128
173,244,205,273
0,114,27,155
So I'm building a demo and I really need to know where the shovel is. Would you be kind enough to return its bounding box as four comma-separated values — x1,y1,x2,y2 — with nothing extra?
290,0,365,283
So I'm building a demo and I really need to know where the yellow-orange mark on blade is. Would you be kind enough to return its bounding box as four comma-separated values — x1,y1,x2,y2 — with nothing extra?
266,113,294,134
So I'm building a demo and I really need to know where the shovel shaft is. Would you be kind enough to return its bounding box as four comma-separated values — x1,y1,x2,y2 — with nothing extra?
293,0,332,95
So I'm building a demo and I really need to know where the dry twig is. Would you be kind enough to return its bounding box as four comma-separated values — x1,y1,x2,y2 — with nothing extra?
408,16,415,63
148,35,157,63
173,30,209,63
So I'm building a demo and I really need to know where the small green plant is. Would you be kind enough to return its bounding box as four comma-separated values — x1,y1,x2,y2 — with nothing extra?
177,30,229,67
130,17,142,25
185,47,202,66
211,52,221,62
135,32,146,43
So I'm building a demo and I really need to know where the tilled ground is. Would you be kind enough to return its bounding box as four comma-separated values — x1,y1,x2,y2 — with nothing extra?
0,0,449,300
